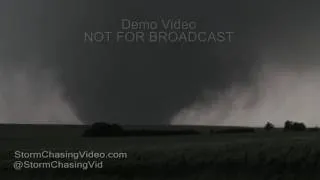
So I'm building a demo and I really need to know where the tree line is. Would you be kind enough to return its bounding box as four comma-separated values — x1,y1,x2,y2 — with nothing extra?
83,120,319,137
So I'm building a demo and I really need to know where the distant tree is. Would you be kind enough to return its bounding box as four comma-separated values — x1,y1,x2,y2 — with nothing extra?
264,122,274,131
284,120,293,131
292,122,306,131
83,122,124,137
284,120,306,131
109,124,123,135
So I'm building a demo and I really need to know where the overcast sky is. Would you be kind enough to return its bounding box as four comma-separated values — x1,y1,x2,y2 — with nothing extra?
0,0,320,126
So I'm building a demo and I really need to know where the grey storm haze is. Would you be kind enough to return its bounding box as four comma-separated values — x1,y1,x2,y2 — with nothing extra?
0,0,320,127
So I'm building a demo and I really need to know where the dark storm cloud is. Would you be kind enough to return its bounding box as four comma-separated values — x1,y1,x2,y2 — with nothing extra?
1,0,320,125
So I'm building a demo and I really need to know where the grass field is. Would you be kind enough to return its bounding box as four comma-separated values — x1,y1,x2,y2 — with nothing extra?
1,124,320,179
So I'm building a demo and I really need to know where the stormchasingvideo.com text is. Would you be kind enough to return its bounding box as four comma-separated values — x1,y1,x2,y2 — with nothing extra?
12,150,128,170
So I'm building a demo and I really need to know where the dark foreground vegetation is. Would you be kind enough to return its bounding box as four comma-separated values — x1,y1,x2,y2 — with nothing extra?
1,121,320,179
2,131,320,180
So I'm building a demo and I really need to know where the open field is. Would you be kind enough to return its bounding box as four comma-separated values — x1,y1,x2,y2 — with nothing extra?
1,124,320,179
